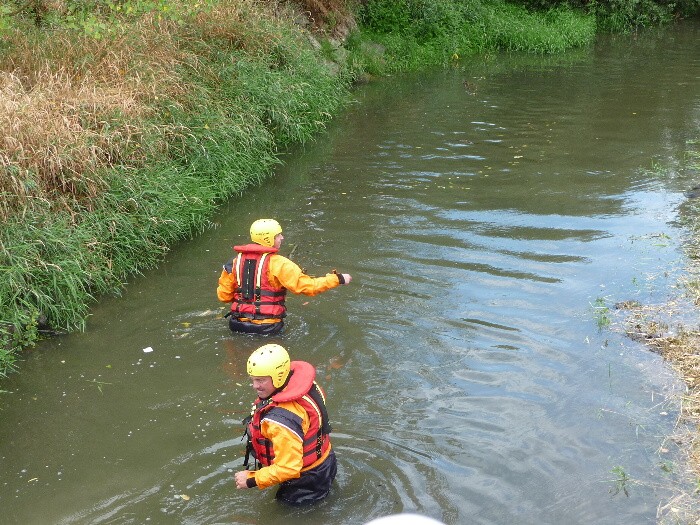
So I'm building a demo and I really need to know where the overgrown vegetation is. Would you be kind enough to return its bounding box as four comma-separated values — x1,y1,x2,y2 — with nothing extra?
355,0,596,72
1,0,698,380
352,0,700,74
511,0,700,31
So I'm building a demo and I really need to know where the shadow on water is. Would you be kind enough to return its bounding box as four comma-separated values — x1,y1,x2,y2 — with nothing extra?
2,19,700,525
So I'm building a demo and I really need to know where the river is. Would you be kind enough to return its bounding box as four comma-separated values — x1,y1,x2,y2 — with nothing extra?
1,19,699,525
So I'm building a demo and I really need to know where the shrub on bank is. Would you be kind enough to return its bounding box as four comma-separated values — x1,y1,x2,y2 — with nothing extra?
354,0,596,72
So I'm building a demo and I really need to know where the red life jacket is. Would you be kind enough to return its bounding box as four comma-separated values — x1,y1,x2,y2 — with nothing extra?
247,361,332,469
229,243,286,320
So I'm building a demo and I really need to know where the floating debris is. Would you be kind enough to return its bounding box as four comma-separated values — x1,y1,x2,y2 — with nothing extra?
614,300,642,310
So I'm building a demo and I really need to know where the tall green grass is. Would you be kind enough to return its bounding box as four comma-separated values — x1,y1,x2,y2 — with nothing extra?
352,0,596,74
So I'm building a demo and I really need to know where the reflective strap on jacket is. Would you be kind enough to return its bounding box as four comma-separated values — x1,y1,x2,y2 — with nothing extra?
301,393,324,459
255,253,268,302
231,252,286,319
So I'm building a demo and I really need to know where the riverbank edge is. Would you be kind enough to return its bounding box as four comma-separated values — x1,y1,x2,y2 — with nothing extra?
0,1,358,371
614,143,700,525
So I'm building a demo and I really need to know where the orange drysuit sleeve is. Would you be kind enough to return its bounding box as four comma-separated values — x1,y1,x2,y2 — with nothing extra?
216,254,341,303
216,267,236,303
267,255,341,296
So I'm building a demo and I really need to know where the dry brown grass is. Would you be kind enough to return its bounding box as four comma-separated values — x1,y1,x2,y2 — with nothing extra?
0,25,172,220
0,66,142,214
0,0,314,222
617,280,700,523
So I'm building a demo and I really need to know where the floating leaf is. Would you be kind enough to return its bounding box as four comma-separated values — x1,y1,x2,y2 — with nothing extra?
329,360,344,370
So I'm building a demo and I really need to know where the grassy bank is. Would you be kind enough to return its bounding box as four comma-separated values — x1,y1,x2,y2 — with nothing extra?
0,0,354,372
0,0,599,376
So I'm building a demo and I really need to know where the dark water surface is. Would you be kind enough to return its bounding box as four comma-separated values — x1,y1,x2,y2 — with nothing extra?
2,20,700,525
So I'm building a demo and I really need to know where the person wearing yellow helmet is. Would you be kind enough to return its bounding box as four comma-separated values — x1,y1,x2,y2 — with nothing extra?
235,344,336,506
249,218,283,248
217,218,352,335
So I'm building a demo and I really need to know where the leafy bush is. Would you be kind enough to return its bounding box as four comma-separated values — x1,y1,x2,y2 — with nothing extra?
355,0,595,71
589,0,675,32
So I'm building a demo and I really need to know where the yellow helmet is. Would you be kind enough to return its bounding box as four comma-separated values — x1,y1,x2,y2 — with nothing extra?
247,344,290,388
250,219,282,247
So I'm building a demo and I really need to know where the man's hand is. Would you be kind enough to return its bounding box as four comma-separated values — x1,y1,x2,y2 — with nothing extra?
332,269,352,285
235,470,251,489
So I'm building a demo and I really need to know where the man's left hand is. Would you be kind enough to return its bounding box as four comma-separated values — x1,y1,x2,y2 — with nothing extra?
235,470,251,489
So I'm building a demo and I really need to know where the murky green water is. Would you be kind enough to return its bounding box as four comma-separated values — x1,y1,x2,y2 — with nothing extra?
2,20,700,525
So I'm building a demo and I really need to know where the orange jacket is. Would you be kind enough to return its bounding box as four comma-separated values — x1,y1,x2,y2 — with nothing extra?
244,361,332,489
217,252,342,322
246,398,332,489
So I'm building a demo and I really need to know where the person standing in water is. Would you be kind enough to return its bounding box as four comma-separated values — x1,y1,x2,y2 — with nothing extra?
217,218,352,335
235,344,336,505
